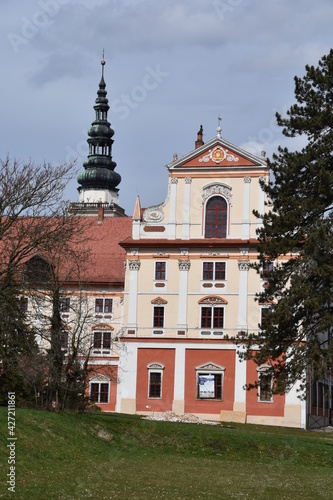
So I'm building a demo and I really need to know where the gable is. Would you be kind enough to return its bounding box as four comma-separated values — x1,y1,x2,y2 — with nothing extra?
167,137,265,171
183,144,257,167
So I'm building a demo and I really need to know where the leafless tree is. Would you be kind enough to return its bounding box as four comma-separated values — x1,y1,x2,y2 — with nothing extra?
0,157,94,409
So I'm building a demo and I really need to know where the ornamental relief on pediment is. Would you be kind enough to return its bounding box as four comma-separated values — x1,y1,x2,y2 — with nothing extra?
198,296,228,305
199,146,239,165
151,297,168,305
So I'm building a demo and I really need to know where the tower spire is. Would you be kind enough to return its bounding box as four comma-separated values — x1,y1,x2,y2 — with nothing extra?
76,56,125,216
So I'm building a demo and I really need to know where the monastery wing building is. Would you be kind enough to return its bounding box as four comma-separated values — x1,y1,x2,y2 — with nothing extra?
116,124,306,428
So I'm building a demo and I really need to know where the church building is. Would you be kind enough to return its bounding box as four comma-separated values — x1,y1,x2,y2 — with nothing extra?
69,59,307,427
115,122,306,427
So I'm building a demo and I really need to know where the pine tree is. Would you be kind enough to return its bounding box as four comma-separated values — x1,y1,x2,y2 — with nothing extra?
249,50,333,396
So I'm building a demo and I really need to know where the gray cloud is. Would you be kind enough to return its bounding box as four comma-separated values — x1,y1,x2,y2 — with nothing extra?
1,0,332,214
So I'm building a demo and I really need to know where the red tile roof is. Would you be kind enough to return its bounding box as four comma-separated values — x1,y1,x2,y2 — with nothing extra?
0,215,132,288
76,217,132,285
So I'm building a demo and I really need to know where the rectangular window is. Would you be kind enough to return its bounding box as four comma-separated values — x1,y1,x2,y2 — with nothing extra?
203,262,214,280
90,383,99,402
93,332,102,349
259,372,273,402
95,298,104,313
60,297,70,313
60,330,68,349
93,332,111,352
201,307,224,329
202,262,226,281
201,307,212,328
149,372,162,398
19,297,28,314
261,261,273,278
213,308,224,328
197,373,222,399
260,307,272,330
104,299,113,313
155,262,166,280
95,298,113,314
214,262,226,280
90,382,109,403
103,332,111,350
153,307,164,328
99,383,109,403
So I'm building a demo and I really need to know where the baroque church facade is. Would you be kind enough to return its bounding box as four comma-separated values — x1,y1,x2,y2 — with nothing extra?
68,61,309,427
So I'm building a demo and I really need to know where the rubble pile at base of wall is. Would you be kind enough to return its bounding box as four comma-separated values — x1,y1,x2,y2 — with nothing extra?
312,426,333,433
142,411,217,425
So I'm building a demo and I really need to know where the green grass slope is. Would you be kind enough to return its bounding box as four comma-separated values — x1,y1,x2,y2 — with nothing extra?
1,408,333,499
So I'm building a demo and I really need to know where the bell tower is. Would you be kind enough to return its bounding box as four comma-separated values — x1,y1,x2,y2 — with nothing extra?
71,55,126,217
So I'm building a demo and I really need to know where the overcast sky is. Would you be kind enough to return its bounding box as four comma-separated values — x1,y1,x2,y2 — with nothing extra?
1,0,332,215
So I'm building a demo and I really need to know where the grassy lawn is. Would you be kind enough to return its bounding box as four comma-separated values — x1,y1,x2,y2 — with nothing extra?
1,408,333,499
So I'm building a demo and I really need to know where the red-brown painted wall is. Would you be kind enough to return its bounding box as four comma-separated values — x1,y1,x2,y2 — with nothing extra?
184,349,236,414
136,348,175,412
246,358,285,417
88,365,118,412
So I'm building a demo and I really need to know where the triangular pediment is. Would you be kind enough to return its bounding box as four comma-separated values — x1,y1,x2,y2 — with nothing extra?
167,136,266,170
151,296,168,305
195,362,225,372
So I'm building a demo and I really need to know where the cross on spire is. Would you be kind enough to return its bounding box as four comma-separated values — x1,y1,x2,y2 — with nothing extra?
101,49,105,78
217,115,222,138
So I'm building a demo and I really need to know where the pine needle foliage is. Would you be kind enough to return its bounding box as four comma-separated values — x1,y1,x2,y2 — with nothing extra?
245,50,333,396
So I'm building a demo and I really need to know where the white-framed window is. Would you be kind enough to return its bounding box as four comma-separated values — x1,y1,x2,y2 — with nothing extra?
89,377,110,404
93,331,111,354
95,298,113,315
200,306,224,336
199,296,227,336
147,363,164,398
257,366,273,402
155,261,166,280
153,261,167,291
204,196,228,238
151,297,167,335
202,261,226,281
260,306,272,332
196,363,225,400
153,306,164,334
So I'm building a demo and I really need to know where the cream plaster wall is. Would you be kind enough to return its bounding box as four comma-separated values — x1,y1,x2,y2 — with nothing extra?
175,180,185,230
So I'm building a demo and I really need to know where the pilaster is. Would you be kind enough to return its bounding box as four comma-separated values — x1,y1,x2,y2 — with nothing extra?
182,178,192,239
242,177,251,239
172,345,186,415
169,178,178,239
237,258,249,333
127,259,140,332
177,256,190,333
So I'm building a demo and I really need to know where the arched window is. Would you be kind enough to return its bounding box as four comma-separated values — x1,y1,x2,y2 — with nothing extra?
205,196,227,238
